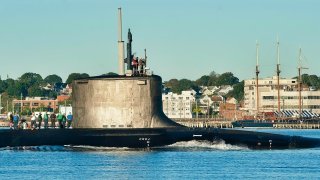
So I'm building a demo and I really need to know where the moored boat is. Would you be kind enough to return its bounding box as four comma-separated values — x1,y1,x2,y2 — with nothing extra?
232,120,274,128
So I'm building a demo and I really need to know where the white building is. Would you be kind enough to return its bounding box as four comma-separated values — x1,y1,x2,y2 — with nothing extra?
59,106,72,115
218,85,233,95
162,91,195,118
201,86,219,96
244,76,320,115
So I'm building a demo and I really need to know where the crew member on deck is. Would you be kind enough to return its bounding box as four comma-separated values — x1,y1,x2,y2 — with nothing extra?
67,112,73,128
132,57,138,75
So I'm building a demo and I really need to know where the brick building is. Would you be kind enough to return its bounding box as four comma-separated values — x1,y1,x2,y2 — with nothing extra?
13,97,58,112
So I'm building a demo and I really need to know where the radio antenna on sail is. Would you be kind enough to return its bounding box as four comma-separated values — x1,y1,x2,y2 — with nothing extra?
255,41,260,116
117,8,125,75
276,37,281,116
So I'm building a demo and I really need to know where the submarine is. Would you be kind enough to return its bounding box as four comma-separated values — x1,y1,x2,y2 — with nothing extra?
1,8,320,150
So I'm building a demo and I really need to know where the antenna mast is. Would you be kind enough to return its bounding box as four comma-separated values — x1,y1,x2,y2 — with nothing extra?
256,41,260,115
117,8,125,75
276,38,281,115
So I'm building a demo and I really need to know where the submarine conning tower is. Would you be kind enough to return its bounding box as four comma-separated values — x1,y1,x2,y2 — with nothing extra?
72,8,182,129
72,75,183,129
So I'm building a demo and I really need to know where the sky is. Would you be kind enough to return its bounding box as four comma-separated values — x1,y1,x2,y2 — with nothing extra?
0,0,319,82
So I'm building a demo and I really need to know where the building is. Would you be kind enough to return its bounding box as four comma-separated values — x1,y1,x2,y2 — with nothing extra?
59,105,72,115
219,97,245,120
218,85,233,95
162,91,195,118
244,76,320,115
57,95,71,102
201,86,219,96
12,97,58,112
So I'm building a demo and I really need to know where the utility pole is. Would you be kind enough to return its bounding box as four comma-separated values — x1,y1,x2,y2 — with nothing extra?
20,93,23,115
0,93,2,114
65,100,67,114
196,98,198,120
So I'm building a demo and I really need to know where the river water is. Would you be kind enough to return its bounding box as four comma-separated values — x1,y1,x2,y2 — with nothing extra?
0,129,319,179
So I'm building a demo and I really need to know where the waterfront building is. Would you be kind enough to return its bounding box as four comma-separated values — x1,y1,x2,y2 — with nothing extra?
57,95,71,102
162,91,195,118
244,76,320,115
219,97,245,120
12,97,58,112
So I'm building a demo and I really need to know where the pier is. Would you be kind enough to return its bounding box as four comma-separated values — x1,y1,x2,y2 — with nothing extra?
274,123,320,129
173,118,320,129
173,118,233,128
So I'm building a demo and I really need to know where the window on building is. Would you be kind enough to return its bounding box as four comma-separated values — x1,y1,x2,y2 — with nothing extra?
32,103,39,106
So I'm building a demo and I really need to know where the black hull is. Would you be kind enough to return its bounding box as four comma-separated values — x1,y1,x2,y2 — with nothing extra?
1,127,320,149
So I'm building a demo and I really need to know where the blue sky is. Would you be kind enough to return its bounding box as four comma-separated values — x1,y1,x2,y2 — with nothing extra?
0,0,319,82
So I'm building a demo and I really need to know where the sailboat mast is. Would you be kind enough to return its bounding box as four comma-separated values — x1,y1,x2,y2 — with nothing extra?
256,42,260,115
298,48,302,118
276,39,281,114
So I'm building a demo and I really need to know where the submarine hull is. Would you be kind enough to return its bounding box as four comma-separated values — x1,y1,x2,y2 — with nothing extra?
1,128,319,149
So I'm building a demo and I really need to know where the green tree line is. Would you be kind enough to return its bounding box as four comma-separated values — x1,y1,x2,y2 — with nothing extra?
0,72,117,113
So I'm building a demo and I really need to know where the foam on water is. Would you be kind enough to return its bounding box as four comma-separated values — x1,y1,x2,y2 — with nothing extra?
0,145,68,151
0,141,247,152
166,140,248,151
66,145,132,151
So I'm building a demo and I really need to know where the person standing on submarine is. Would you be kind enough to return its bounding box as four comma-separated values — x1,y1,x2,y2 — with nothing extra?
57,112,63,128
12,112,20,130
66,112,73,128
50,113,56,128
37,113,43,129
43,111,49,129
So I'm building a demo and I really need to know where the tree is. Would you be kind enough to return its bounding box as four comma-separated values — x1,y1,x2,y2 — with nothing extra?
28,85,45,97
66,73,90,84
226,81,244,101
6,80,28,97
164,79,179,93
195,75,210,86
308,75,320,89
164,79,199,94
0,80,7,93
216,72,239,86
44,74,63,85
19,72,43,87
208,71,219,86
101,72,118,76
209,70,218,77
178,79,196,93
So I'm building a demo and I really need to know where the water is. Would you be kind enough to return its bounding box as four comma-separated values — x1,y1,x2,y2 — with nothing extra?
0,129,320,179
